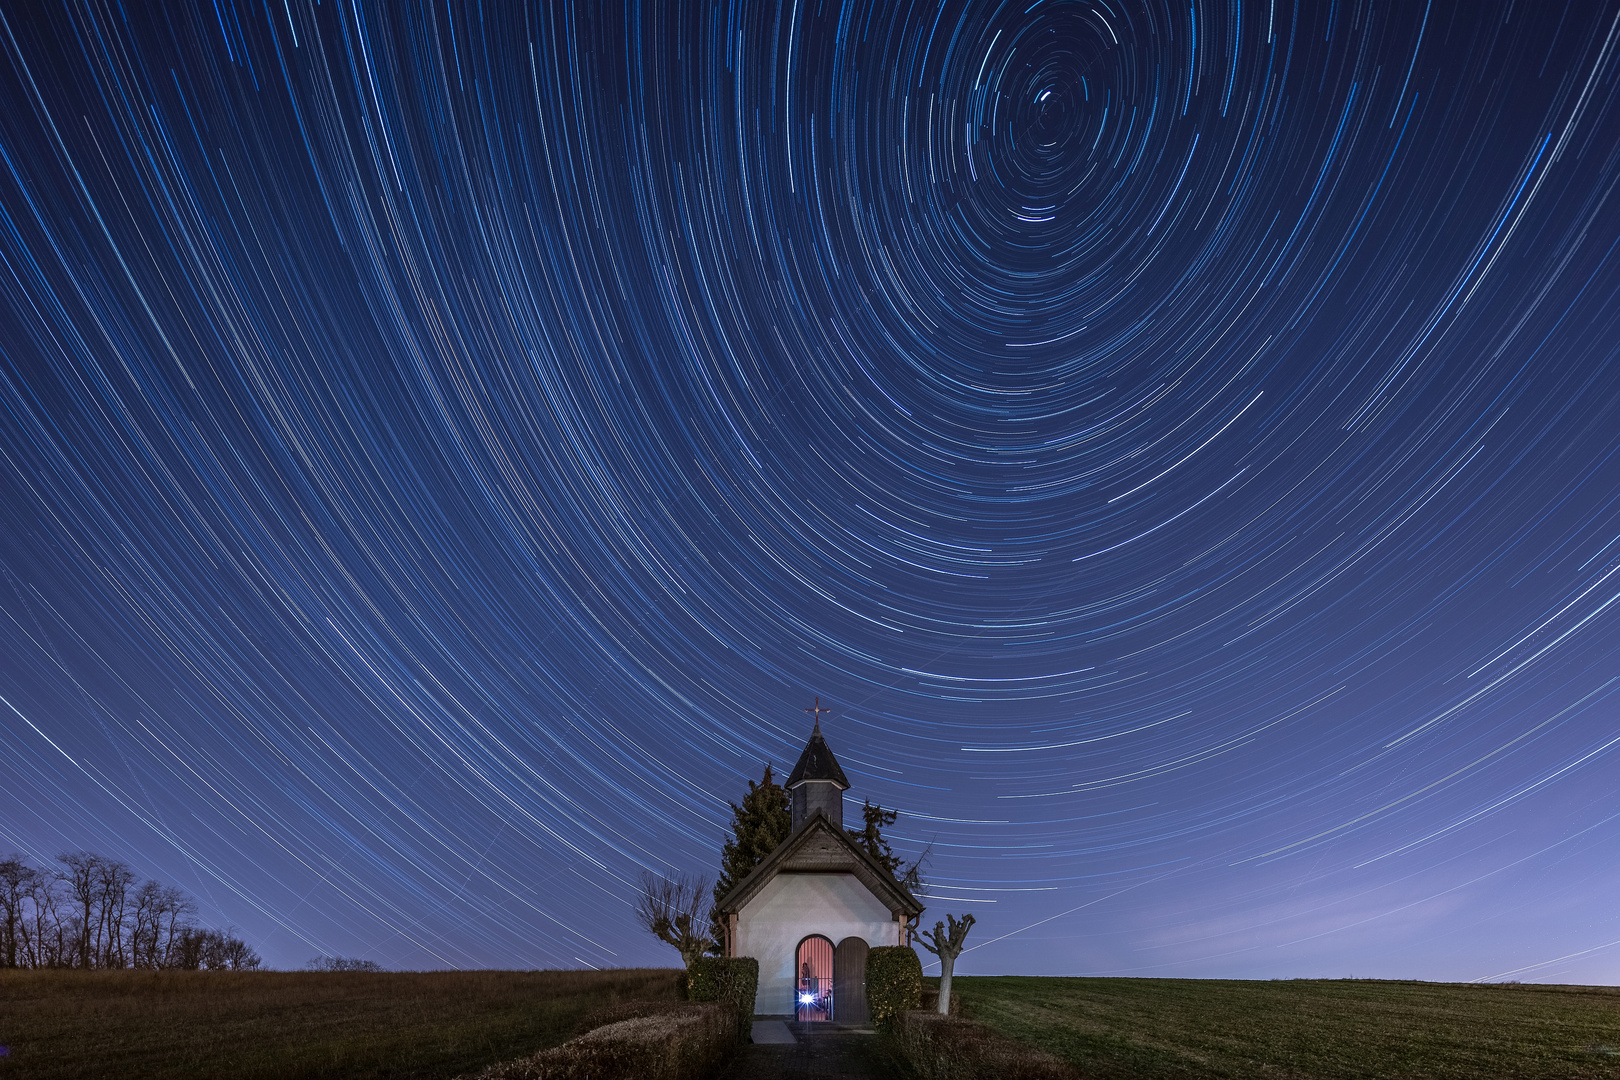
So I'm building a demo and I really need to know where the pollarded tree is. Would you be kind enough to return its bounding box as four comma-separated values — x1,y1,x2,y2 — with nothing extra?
710,764,790,944
636,870,714,969
917,912,975,1015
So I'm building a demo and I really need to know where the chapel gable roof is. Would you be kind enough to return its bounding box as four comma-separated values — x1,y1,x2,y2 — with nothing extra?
713,809,925,917
784,724,850,790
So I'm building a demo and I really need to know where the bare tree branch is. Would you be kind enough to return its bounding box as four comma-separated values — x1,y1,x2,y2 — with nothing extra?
917,912,976,1014
634,870,714,969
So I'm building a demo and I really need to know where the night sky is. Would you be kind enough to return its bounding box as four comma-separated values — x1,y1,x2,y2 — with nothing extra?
3,0,1620,981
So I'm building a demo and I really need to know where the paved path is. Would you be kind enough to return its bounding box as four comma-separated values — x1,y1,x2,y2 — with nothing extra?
709,1019,906,1079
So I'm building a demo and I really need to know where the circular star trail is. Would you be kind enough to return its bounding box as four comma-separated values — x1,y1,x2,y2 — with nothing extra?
3,0,1620,978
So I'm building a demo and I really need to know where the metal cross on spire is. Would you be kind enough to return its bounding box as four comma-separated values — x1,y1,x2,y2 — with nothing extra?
805,696,830,731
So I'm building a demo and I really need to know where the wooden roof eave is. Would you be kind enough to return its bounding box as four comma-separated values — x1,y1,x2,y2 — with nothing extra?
713,809,926,917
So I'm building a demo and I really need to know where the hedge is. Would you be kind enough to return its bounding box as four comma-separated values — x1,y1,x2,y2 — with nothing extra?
685,955,759,1041
462,1001,737,1080
570,999,698,1037
891,1010,1079,1080
865,945,923,1033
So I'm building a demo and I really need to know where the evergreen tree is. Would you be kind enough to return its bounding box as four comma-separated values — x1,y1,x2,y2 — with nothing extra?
710,764,791,944
848,800,926,893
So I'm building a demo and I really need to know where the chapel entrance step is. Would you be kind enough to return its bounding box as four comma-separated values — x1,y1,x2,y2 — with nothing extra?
711,1019,895,1079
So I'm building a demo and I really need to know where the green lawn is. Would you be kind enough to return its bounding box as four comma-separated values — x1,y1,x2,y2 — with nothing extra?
952,976,1620,1079
0,968,682,1080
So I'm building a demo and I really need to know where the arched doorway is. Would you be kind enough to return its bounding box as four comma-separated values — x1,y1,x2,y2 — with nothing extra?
795,935,834,1021
833,936,869,1023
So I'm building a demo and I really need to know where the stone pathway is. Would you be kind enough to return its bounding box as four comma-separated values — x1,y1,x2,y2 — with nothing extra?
709,1019,906,1079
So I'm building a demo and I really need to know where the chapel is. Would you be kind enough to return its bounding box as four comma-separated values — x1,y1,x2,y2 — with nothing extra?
714,711,926,1022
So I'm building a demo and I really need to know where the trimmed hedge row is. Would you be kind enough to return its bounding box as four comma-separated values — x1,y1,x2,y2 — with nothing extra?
685,956,759,1041
865,945,923,1032
569,998,697,1037
891,1010,1079,1080
462,1001,737,1080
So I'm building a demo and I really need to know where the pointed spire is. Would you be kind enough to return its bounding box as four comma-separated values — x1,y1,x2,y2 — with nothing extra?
786,703,850,791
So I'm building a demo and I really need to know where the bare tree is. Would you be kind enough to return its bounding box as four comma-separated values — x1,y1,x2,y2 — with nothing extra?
0,857,40,968
0,853,248,970
635,870,713,969
25,870,68,967
129,879,161,967
171,926,208,970
917,912,975,1015
128,880,191,968
214,930,261,970
58,852,104,968
57,852,136,968
156,885,197,968
94,856,137,968
180,927,259,970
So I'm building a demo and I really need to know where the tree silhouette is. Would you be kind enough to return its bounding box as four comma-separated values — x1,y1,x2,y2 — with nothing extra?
636,870,713,969
710,763,790,945
847,799,929,894
306,955,385,972
0,852,257,969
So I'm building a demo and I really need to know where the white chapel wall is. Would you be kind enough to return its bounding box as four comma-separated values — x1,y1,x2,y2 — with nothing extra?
733,872,902,1015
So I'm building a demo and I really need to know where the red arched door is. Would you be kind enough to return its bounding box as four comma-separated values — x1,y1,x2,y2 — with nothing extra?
795,935,834,1021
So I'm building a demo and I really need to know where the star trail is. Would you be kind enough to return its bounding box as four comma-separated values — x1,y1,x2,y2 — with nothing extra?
3,0,1620,980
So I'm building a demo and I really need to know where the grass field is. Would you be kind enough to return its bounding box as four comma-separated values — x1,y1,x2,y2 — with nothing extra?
0,967,682,1080
953,976,1620,1079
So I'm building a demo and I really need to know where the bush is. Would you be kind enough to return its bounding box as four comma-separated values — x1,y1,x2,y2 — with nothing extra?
464,1001,737,1080
305,956,384,972
571,998,698,1036
892,1010,1079,1080
866,945,923,1033
685,955,758,1040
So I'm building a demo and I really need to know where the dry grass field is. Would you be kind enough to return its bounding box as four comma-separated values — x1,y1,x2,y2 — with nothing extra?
0,967,682,1080
13,968,1620,1079
954,975,1620,1079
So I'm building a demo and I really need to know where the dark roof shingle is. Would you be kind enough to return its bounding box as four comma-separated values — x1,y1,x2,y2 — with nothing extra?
784,724,850,789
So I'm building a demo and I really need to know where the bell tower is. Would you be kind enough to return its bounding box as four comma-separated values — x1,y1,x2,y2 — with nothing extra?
785,697,851,829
